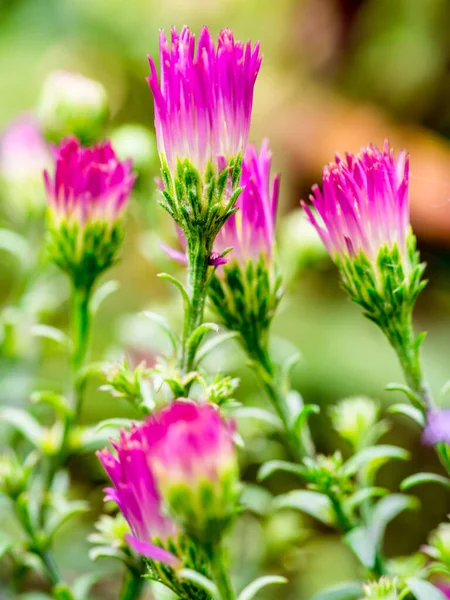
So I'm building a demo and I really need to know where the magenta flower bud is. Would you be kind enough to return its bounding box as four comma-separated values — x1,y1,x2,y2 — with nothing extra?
215,141,280,263
147,26,262,174
302,141,409,263
0,115,50,216
44,137,135,287
97,428,180,566
98,401,239,553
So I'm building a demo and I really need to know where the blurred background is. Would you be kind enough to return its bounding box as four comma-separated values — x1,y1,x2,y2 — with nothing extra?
2,0,450,598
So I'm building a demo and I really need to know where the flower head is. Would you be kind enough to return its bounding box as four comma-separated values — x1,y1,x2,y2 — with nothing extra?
44,136,134,225
302,141,409,262
215,140,279,262
147,26,262,173
98,400,238,553
97,426,179,566
0,115,50,215
38,70,109,144
44,137,135,287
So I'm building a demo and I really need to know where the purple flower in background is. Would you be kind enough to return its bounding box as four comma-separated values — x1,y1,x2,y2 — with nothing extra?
0,115,49,181
147,26,262,173
97,428,180,566
44,137,135,225
215,140,279,262
302,141,409,261
423,410,450,446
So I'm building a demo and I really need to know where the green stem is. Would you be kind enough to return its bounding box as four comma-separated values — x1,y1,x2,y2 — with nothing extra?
246,339,314,461
388,320,434,411
180,237,211,375
210,542,235,600
71,283,92,406
120,569,145,600
328,491,354,534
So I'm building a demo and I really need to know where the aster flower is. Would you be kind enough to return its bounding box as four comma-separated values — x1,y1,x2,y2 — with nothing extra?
215,140,279,262
44,136,135,288
97,428,179,566
147,26,262,174
98,400,238,556
302,141,429,410
302,141,409,263
0,115,50,216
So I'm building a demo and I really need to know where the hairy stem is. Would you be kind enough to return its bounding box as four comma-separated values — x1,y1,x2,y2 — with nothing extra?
180,236,212,375
210,542,235,600
120,568,145,600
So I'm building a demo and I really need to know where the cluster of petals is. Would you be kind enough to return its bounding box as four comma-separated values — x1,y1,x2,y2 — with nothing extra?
147,26,262,172
44,136,135,225
97,401,236,564
302,141,409,261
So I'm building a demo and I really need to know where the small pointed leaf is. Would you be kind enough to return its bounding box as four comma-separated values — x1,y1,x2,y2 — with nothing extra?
342,445,409,477
388,403,425,427
401,472,450,491
178,569,220,600
0,407,44,446
407,578,448,600
310,581,363,600
272,490,335,526
257,460,305,482
237,575,287,600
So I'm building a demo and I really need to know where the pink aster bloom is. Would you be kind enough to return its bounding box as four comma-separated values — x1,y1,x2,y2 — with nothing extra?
97,427,179,566
302,141,409,261
98,401,236,562
0,115,49,181
147,26,262,173
44,136,135,225
215,140,279,262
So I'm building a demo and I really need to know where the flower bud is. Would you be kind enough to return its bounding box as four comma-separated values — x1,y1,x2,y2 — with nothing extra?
149,401,239,544
38,70,109,145
362,578,399,599
330,396,379,448
44,137,135,289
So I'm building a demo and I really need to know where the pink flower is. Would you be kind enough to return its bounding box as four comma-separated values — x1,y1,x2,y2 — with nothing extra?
147,26,262,173
44,136,135,225
302,141,409,261
162,141,280,264
423,410,450,446
98,401,237,561
97,428,180,566
215,141,279,262
0,115,49,181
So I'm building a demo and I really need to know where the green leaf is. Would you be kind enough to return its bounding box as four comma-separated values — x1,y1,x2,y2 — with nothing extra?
30,324,72,350
257,460,305,482
401,472,450,491
72,572,104,600
346,494,418,568
385,383,422,406
142,310,178,351
96,418,135,433
240,484,273,516
91,280,119,315
158,273,190,309
0,533,13,559
30,391,73,420
178,569,220,600
345,487,389,515
407,578,448,600
0,407,44,446
0,229,31,268
187,322,219,359
293,403,320,437
234,407,283,430
272,490,335,526
46,499,89,540
195,331,239,365
342,445,409,477
388,403,425,427
237,575,287,600
310,581,363,600
89,546,127,562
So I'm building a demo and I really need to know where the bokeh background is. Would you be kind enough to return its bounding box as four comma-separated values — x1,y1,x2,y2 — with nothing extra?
2,0,450,598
